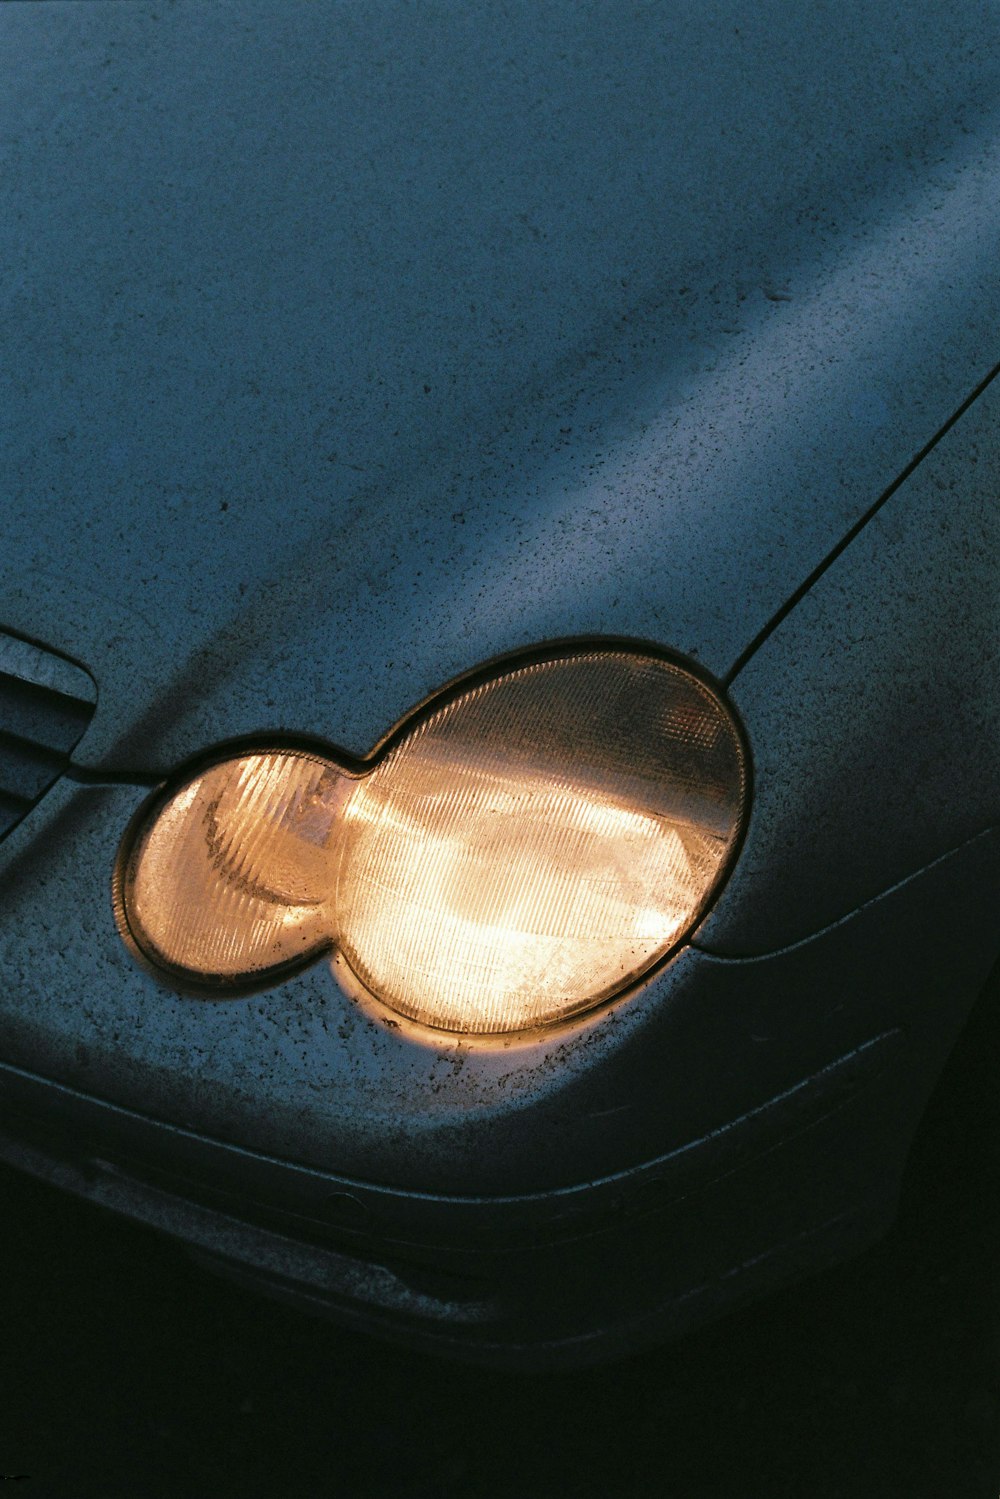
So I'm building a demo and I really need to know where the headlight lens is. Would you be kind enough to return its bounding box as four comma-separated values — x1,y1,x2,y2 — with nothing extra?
118,649,747,1033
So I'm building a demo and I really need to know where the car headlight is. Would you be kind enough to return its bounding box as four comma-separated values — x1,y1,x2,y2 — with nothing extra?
116,648,747,1034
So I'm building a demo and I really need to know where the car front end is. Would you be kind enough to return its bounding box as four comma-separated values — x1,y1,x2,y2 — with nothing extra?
2,1,999,1366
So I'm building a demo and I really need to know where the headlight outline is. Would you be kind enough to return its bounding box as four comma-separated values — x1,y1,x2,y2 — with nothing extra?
112,637,753,1032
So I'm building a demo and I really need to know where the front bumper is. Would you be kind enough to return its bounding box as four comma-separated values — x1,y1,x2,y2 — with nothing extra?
0,1024,905,1367
1,778,997,1363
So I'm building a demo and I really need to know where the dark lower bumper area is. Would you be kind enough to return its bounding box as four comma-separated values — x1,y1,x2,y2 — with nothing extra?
0,1024,917,1367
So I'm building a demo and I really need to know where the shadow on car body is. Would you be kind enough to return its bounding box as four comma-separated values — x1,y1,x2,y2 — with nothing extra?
1,962,998,1496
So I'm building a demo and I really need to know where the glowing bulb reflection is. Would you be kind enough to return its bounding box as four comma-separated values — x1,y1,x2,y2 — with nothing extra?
120,652,746,1031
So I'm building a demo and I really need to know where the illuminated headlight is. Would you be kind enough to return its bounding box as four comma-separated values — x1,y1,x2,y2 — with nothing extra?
116,649,747,1034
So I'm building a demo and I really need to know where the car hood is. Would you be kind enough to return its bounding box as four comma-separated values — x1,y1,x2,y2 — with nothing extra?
4,2,1000,772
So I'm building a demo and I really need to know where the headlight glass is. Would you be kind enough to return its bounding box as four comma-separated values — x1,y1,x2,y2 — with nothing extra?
118,650,747,1033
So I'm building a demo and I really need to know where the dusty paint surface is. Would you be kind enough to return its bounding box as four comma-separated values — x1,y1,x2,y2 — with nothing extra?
3,5,1000,1364
2,2,1000,769
697,378,1000,953
1,760,996,1194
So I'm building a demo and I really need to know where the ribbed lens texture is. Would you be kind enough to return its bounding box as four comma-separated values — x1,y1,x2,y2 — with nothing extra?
336,655,744,1031
126,752,341,979
121,653,746,1028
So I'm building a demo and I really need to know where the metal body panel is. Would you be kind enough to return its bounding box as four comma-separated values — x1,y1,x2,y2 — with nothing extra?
0,824,996,1362
2,2,1000,770
697,377,1000,954
4,1,1000,1361
0,1030,913,1366
2,771,996,1196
